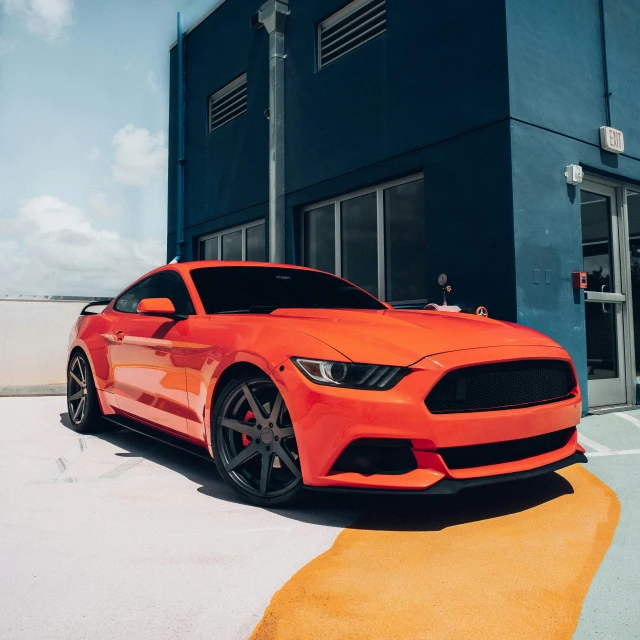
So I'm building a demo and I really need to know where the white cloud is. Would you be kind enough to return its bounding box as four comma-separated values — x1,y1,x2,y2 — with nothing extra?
111,124,168,187
88,146,101,162
0,195,164,296
2,0,73,42
87,191,120,218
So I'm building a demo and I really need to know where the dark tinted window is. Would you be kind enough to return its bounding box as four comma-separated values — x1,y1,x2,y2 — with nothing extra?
190,266,385,314
114,271,195,315
246,224,266,262
304,205,335,274
341,192,378,296
384,179,426,302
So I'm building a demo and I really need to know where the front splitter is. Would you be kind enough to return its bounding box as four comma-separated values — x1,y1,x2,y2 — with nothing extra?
304,451,588,496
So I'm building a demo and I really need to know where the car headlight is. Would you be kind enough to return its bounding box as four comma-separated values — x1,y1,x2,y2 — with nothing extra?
292,358,408,390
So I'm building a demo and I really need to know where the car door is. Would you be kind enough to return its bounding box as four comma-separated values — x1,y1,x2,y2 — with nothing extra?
105,271,195,436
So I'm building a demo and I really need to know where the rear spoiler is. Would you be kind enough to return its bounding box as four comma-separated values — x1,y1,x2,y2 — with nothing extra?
80,299,113,315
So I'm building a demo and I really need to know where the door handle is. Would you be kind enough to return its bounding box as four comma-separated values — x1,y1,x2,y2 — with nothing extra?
113,330,125,341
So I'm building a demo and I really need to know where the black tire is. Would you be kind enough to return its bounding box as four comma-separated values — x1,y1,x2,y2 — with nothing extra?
211,375,303,507
66,352,103,433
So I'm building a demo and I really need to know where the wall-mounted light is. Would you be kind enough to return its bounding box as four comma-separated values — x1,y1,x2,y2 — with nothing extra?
565,164,584,185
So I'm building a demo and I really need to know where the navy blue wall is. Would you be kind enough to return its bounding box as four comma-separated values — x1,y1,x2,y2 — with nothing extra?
506,0,640,157
168,0,511,262
168,0,270,260
285,0,510,195
287,120,517,319
506,0,640,410
169,0,640,410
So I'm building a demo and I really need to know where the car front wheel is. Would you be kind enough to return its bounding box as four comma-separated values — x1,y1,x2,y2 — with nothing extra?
212,375,303,507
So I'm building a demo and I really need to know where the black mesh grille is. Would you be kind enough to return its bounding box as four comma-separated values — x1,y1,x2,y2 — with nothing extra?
331,438,417,476
438,427,576,470
425,360,575,414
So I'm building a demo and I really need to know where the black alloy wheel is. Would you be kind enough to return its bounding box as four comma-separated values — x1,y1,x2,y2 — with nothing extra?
66,352,101,433
212,375,303,506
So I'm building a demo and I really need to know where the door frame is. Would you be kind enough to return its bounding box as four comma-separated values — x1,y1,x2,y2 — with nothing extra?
582,174,637,407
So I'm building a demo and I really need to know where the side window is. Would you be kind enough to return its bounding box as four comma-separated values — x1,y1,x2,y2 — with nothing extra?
162,272,196,315
114,279,154,313
114,272,195,315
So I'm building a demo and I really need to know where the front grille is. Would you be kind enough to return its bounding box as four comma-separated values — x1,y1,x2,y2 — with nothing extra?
438,427,576,470
425,360,575,414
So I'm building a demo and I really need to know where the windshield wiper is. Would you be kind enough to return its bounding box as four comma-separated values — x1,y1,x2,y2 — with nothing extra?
212,305,280,315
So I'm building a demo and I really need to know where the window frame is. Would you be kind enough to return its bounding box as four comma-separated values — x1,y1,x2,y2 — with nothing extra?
113,270,195,316
300,173,425,305
198,219,266,262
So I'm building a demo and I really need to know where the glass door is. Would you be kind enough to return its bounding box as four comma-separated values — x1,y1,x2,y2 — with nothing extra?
627,189,640,391
581,181,628,407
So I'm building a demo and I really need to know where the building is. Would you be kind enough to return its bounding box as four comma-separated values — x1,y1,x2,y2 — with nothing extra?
167,0,640,412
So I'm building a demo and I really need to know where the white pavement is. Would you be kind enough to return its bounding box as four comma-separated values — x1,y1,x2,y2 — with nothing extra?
0,396,358,640
3,396,639,640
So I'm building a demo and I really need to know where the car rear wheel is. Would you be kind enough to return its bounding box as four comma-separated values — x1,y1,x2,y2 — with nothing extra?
212,375,303,507
67,352,102,433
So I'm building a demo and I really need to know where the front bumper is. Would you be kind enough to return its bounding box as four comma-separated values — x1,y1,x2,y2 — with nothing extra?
306,451,588,495
272,345,583,492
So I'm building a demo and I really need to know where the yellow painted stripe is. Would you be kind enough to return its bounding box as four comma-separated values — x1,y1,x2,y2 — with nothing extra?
251,466,619,640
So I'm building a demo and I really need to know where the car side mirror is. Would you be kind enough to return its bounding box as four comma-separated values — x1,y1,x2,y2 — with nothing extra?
136,298,186,320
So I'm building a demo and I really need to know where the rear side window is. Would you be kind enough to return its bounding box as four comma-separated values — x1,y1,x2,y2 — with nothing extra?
114,271,195,315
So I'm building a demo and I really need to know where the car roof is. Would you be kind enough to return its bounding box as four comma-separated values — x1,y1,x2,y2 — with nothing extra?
151,261,322,277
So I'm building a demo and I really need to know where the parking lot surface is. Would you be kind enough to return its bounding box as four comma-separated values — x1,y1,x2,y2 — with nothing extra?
1,396,638,639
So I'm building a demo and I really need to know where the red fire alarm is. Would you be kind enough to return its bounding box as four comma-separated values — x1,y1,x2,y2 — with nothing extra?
572,271,587,290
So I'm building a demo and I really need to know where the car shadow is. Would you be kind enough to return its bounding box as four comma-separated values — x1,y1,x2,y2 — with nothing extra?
59,412,243,505
59,413,576,532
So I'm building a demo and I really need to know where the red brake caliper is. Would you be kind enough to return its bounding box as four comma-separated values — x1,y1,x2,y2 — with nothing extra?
242,411,255,447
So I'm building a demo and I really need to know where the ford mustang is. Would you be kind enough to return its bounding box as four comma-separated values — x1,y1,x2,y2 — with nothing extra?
67,262,586,506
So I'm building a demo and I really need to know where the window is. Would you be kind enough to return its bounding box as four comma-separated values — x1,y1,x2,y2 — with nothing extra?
208,73,247,132
304,204,335,274
318,0,386,69
114,271,195,315
246,223,266,262
222,230,242,260
198,221,266,262
627,190,640,376
384,180,426,302
190,266,385,314
341,192,378,296
301,175,426,303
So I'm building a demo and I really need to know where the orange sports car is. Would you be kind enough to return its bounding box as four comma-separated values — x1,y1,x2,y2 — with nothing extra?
67,262,586,506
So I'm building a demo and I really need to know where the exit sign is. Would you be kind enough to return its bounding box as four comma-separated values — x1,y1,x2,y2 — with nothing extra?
600,126,625,154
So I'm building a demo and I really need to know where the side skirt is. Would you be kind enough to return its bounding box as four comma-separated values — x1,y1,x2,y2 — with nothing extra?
102,414,213,462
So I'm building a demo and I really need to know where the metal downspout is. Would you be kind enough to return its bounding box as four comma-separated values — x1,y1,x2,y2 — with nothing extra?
599,0,612,126
254,0,290,264
175,12,186,262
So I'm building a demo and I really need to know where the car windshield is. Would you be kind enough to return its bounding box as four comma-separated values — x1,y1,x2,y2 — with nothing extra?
190,266,386,314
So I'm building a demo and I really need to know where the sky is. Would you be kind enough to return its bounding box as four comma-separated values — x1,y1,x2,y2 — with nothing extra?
0,0,217,297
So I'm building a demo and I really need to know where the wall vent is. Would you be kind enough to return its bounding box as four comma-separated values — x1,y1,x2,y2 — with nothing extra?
208,74,247,132
318,0,386,68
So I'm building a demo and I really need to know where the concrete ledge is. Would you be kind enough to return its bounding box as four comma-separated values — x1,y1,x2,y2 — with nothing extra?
0,384,67,397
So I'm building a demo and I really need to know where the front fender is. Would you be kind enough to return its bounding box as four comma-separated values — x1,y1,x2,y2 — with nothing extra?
199,324,346,454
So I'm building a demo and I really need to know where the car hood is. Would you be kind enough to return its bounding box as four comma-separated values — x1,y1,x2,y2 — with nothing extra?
267,308,562,366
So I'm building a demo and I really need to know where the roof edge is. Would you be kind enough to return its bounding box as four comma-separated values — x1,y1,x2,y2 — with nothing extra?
169,0,229,49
